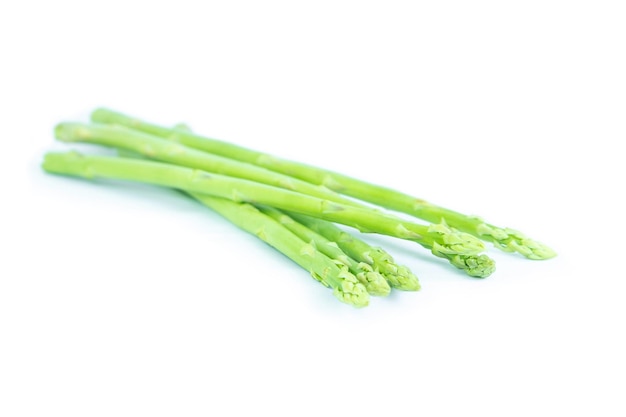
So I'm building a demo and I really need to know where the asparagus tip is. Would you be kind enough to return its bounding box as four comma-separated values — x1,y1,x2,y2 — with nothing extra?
448,253,496,278
395,265,422,291
499,229,557,260
428,222,485,256
355,264,391,297
476,224,556,260
333,268,370,307
379,264,421,291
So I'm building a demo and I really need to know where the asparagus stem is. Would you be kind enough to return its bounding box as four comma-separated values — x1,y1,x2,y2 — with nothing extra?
91,108,555,260
259,207,391,296
189,194,369,307
289,214,422,289
54,122,361,208
42,152,494,277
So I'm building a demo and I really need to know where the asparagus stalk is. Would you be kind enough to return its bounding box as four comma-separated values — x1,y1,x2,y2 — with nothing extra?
259,207,391,296
42,152,494,277
54,122,363,208
189,194,369,307
91,108,554,260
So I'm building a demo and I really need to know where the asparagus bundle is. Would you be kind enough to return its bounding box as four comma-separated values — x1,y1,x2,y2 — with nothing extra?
43,152,493,278
257,207,391,296
91,108,556,260
289,214,421,291
42,109,556,307
116,147,421,293
52,122,493,277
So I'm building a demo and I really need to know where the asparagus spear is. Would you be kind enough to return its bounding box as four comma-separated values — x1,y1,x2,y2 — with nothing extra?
54,122,363,208
190,194,369,307
259,207,391,296
91,108,554,260
42,152,494,277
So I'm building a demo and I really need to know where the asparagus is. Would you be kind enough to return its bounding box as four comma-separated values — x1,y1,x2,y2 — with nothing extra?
114,147,384,298
189,194,369,307
290,214,423,290
114,146,398,293
259,207,391,296
42,152,494,277
110,149,378,296
54,122,362,208
91,108,555,260
56,122,421,274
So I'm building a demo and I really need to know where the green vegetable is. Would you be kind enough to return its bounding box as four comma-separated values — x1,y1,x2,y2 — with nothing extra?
54,122,362,208
54,122,427,283
41,109,558,307
259,207,392,296
91,108,554,260
190,194,369,307
289,214,422,291
42,151,494,277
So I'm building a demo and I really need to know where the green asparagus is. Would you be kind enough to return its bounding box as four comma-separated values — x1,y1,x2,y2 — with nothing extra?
55,121,426,282
54,122,363,209
116,147,399,294
189,194,369,307
42,151,494,277
91,108,554,260
290,214,422,290
259,207,392,296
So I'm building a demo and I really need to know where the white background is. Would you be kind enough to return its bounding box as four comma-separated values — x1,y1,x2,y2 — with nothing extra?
1,1,625,416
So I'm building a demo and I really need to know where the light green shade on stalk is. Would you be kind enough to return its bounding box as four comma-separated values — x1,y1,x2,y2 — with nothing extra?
91,108,555,260
259,207,391,296
42,152,493,277
190,194,369,307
